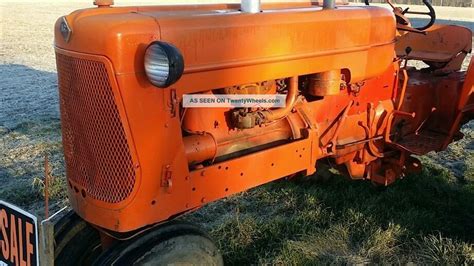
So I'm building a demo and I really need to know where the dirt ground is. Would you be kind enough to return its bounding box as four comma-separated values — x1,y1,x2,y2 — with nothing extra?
1,1,473,264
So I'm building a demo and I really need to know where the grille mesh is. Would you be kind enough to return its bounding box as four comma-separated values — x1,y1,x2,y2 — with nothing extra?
56,53,136,204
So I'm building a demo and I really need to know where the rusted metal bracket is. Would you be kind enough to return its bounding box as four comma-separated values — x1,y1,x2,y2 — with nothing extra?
161,165,173,192
169,89,177,118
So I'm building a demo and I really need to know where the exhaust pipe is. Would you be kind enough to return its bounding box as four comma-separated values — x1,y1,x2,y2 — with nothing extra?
323,0,336,9
93,0,113,7
241,0,261,13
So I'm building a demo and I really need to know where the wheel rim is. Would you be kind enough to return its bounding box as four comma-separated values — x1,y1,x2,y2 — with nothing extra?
93,221,223,266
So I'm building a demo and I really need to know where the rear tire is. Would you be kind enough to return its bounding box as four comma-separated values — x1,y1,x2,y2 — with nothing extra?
93,221,223,266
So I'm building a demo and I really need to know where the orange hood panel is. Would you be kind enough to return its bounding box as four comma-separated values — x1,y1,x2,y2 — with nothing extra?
55,4,395,93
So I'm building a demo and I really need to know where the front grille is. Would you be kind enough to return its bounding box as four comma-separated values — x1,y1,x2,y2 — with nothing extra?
56,53,136,204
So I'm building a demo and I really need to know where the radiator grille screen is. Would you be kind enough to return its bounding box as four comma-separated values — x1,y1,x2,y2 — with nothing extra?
56,53,136,204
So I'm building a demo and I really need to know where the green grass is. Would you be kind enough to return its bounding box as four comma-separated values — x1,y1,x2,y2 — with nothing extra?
188,162,474,264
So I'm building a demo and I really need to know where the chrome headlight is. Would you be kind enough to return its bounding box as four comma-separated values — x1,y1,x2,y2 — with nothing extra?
144,41,184,88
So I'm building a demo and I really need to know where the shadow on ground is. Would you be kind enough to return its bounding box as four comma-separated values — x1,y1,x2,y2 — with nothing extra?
0,64,59,129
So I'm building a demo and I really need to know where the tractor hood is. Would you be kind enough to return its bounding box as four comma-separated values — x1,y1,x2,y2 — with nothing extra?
55,3,395,92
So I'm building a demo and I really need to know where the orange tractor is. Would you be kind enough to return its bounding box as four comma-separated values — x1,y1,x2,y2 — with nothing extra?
46,0,474,264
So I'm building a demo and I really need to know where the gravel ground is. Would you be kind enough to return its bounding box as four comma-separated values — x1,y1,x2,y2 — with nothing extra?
0,0,473,215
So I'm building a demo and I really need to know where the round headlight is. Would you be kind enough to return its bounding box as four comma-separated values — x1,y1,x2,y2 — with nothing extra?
144,41,184,88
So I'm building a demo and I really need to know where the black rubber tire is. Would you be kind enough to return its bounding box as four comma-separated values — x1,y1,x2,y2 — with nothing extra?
92,221,223,266
54,210,102,265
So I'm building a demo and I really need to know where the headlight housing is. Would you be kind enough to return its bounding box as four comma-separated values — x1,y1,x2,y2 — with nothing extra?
144,41,184,88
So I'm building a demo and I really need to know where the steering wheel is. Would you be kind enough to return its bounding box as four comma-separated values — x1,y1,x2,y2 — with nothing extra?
400,0,436,30
364,0,436,31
